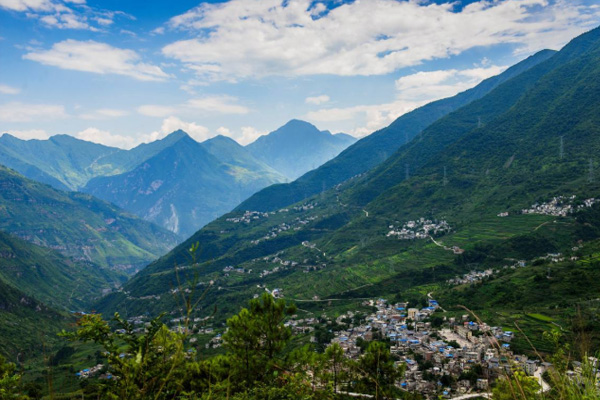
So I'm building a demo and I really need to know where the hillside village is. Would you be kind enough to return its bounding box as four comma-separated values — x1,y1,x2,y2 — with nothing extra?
322,297,553,398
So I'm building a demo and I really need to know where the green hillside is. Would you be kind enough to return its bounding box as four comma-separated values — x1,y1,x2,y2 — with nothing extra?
236,49,556,212
96,27,600,337
0,165,179,271
0,230,121,310
0,277,69,360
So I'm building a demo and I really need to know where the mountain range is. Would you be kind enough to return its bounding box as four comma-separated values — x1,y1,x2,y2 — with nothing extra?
95,25,600,334
0,120,354,235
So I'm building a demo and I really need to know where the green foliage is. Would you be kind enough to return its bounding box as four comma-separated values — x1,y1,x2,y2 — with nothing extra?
355,341,403,400
492,370,539,400
224,293,296,386
0,355,28,399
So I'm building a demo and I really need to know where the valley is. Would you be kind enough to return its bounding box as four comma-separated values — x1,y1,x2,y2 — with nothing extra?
1,7,600,399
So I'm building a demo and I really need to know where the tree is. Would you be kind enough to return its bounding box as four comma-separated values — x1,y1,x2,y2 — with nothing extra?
492,370,539,400
62,312,188,400
0,355,28,399
223,293,296,386
324,343,346,394
356,342,403,399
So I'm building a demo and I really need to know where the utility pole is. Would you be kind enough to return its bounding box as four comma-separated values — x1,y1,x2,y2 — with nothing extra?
560,136,564,160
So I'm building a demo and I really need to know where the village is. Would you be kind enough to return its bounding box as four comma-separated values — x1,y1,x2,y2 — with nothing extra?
496,195,599,217
320,297,553,398
387,218,452,240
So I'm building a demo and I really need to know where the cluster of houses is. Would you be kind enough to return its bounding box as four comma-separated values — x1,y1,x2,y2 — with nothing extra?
447,269,495,286
226,210,270,224
250,215,319,246
223,265,251,275
293,202,318,211
326,298,554,398
386,219,452,240
520,196,598,217
447,261,526,285
75,364,105,379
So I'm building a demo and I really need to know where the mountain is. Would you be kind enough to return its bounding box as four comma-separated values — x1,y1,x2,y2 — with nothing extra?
95,27,600,331
0,230,120,310
83,132,285,236
0,165,179,272
246,120,357,180
0,133,123,190
0,277,68,360
236,49,557,212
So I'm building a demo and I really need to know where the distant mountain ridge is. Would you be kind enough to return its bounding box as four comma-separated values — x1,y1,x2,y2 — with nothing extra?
0,120,352,234
83,131,285,236
246,119,357,180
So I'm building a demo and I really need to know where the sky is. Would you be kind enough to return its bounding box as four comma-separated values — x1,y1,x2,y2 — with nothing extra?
1,0,600,149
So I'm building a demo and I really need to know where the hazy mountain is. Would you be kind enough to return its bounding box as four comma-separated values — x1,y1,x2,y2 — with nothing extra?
236,49,557,212
0,165,179,272
246,119,357,180
83,132,285,236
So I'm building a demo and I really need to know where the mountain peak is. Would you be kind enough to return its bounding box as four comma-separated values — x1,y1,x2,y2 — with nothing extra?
164,129,191,141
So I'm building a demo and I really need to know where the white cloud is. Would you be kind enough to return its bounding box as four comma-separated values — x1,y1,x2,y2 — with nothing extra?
0,84,20,95
2,129,50,140
0,102,67,122
237,126,266,145
307,63,508,138
155,116,212,142
137,104,176,117
395,65,507,103
138,95,249,118
305,95,329,105
0,0,59,12
0,0,130,31
75,127,136,148
79,108,129,120
24,40,170,81
306,100,421,138
186,95,249,114
160,0,600,82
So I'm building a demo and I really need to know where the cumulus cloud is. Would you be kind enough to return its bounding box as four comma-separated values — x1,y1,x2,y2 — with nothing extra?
0,84,20,95
0,0,131,31
24,40,170,81
307,63,507,137
186,96,249,114
154,116,212,142
236,126,266,145
159,0,600,82
305,95,330,105
0,102,67,122
79,108,129,120
75,127,136,148
137,104,177,117
395,65,507,103
137,95,249,118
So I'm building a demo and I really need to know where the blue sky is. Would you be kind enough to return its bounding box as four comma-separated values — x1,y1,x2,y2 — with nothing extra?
1,0,600,148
